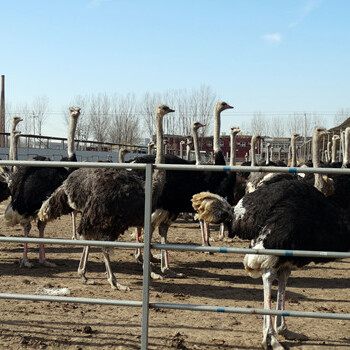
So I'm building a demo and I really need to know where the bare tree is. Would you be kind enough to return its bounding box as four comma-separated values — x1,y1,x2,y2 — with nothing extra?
109,93,141,145
139,92,162,139
287,113,304,135
32,95,49,136
251,112,268,135
334,108,350,126
88,93,111,144
270,116,285,137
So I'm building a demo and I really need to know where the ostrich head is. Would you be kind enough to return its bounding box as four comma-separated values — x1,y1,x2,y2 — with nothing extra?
191,121,206,132
215,101,234,113
12,116,23,127
192,192,234,235
230,126,240,135
69,107,81,118
291,133,300,141
156,104,174,117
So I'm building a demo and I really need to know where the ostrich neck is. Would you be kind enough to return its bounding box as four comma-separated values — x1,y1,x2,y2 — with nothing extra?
193,128,201,165
179,144,183,159
213,109,221,154
67,116,78,159
343,130,350,166
312,133,325,192
291,138,297,167
147,145,152,155
13,135,20,161
9,120,18,161
331,139,337,163
266,147,270,165
229,133,238,166
152,113,166,208
251,137,257,166
186,144,192,161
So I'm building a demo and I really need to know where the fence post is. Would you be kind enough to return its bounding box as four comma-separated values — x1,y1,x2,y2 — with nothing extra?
141,163,153,350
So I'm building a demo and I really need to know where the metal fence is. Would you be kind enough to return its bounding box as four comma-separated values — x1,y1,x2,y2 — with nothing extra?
0,159,350,349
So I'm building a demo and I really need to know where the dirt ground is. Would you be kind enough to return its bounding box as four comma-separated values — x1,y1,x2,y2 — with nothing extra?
0,199,349,350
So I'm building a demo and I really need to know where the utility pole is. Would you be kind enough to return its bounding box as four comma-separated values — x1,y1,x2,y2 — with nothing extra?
0,75,5,147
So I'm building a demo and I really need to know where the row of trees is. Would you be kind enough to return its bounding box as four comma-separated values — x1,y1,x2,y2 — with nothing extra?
5,85,350,145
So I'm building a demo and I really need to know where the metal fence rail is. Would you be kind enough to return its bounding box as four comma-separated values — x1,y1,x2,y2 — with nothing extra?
0,159,349,349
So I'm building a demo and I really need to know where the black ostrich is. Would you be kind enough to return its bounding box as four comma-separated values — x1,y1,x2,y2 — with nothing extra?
4,107,81,267
0,116,23,201
133,120,206,263
192,180,350,350
132,101,235,276
38,104,174,290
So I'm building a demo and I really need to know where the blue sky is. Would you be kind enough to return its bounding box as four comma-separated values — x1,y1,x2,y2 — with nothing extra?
1,0,350,137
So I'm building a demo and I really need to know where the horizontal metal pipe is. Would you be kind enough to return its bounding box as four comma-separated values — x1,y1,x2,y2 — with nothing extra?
0,293,142,307
1,160,350,175
0,236,349,259
0,292,348,321
0,160,147,169
0,236,143,249
152,243,350,259
150,302,350,321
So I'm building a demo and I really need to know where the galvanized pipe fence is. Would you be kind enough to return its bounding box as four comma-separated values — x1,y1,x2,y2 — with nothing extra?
0,160,350,349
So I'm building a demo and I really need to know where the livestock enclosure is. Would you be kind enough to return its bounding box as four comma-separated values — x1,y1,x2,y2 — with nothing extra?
0,160,350,349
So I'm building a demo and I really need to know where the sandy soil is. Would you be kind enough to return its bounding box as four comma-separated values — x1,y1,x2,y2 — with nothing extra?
0,199,349,350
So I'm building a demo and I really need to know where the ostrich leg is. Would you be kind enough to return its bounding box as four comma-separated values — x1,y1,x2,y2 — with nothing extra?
101,247,130,291
275,268,308,341
38,220,56,267
261,269,284,350
20,222,33,268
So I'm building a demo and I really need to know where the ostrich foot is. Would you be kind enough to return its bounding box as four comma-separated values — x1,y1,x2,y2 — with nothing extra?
162,268,186,278
80,275,96,285
278,328,309,341
39,260,57,268
109,281,130,291
150,271,163,280
20,259,33,268
135,250,143,265
262,334,285,350
136,252,161,265
82,278,96,285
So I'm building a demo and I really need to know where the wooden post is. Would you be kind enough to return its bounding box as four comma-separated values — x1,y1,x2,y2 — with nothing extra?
0,75,5,147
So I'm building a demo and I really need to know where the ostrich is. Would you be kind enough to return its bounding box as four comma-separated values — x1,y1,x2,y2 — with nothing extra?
39,104,174,289
0,116,22,203
192,181,350,350
132,101,235,276
118,148,129,163
217,126,241,241
302,127,334,196
9,116,23,166
331,134,340,165
179,140,185,159
147,141,155,155
134,120,206,263
5,107,80,267
185,137,193,161
289,133,300,168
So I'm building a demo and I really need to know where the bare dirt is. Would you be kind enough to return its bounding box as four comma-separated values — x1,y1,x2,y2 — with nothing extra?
0,199,349,350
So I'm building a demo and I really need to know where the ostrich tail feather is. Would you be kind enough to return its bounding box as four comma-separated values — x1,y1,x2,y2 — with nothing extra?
38,185,72,222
